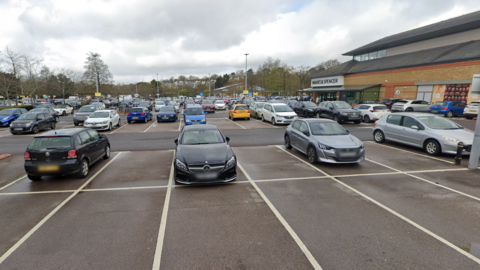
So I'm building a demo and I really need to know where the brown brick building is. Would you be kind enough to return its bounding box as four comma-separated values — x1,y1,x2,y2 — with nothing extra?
305,10,480,105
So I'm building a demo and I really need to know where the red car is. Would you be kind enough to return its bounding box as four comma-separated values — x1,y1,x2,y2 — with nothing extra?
201,100,216,113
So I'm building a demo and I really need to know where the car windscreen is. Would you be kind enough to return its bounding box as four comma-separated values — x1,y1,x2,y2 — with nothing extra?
215,100,224,104
433,102,447,107
28,137,72,150
202,101,213,105
332,102,352,109
417,116,462,130
55,105,68,108
235,105,248,110
185,108,204,115
0,110,14,116
169,102,178,105
156,101,165,105
130,108,144,112
273,105,293,112
17,114,38,120
30,109,48,113
309,122,349,136
181,130,224,145
256,103,265,109
186,101,194,104
89,112,110,118
160,106,175,112
78,106,97,112
304,102,317,107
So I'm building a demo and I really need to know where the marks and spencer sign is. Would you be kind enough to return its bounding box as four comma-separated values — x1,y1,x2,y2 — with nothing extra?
311,76,344,87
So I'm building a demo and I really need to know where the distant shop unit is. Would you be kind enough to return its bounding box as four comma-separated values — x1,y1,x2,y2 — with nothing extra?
305,10,480,105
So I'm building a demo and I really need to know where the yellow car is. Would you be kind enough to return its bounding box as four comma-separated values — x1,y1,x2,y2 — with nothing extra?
228,104,250,120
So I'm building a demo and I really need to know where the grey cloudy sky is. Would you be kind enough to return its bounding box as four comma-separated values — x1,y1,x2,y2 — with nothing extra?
0,0,477,83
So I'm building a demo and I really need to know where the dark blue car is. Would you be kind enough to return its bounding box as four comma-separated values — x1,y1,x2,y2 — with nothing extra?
429,101,466,117
157,106,177,122
127,107,153,123
0,108,28,127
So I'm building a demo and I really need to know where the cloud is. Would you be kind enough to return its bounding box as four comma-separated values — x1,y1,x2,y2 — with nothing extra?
0,0,478,83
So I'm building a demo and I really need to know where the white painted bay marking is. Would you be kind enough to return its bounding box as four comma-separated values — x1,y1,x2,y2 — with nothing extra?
237,162,323,270
0,175,27,190
109,123,128,134
143,120,156,133
0,152,124,264
224,117,246,129
177,118,183,132
275,146,480,265
364,141,453,164
152,151,175,270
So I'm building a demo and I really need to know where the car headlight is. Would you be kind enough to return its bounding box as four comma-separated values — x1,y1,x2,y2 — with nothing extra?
185,118,191,122
275,114,283,118
176,159,188,172
359,144,364,149
201,118,206,122
102,120,108,124
25,122,32,127
2,117,8,120
341,112,348,116
170,114,175,117
442,136,462,144
226,156,236,168
318,143,333,150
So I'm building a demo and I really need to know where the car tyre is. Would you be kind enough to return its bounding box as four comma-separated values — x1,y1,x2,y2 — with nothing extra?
247,118,250,120
261,115,265,122
425,140,441,156
78,159,89,178
272,117,276,126
103,145,111,159
445,111,453,117
405,107,414,112
117,119,121,127
32,125,40,134
144,117,148,123
466,116,473,120
363,115,371,123
354,120,361,124
333,115,342,123
28,175,42,181
373,130,385,143
307,146,318,164
108,123,112,131
74,122,79,126
128,120,131,124
51,122,56,129
284,135,292,149
62,111,66,116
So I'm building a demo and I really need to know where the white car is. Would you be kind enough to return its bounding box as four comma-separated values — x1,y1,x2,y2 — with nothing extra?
83,110,121,131
391,100,430,112
354,104,390,123
214,100,226,110
261,103,298,125
54,104,74,116
464,102,479,119
168,101,180,112
90,102,106,110
155,101,166,112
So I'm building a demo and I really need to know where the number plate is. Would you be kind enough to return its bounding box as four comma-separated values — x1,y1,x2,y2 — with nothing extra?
38,165,59,172
132,117,139,119
163,116,168,119
431,110,438,113
14,128,23,130
196,173,218,179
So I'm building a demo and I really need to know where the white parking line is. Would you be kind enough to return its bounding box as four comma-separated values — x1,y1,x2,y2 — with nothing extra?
0,175,27,191
0,152,124,264
143,120,156,133
365,141,454,164
109,123,128,134
152,151,175,270
224,117,246,129
275,146,480,265
178,118,183,132
237,162,323,269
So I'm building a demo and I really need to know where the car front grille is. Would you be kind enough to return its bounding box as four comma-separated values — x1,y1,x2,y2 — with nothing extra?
284,116,295,119
0,121,4,125
335,148,360,158
188,163,225,173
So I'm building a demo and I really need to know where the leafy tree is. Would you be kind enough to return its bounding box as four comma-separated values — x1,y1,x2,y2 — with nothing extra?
215,74,230,88
82,52,113,92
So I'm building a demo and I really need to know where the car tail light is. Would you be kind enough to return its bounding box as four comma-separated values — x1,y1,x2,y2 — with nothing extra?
233,110,237,113
141,112,145,115
24,152,31,161
429,106,432,109
370,110,377,112
373,122,377,127
67,149,77,159
127,112,130,116
441,107,448,110
387,103,391,106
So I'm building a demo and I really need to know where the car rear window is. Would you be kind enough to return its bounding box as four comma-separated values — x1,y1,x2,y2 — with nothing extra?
395,100,407,104
78,106,97,112
186,108,204,115
433,102,447,106
28,137,72,150
373,106,388,110
235,105,248,110
130,108,143,112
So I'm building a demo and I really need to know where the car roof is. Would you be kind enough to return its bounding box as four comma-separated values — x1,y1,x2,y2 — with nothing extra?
36,128,89,137
94,110,114,113
183,124,219,131
1,108,15,111
387,112,435,117
187,105,202,108
301,119,336,123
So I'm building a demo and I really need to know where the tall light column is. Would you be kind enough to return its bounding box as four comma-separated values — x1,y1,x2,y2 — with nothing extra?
245,53,249,92
156,73,159,97
208,73,211,98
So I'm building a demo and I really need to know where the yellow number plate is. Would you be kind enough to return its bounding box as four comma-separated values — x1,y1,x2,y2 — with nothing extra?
38,165,59,172
133,117,139,119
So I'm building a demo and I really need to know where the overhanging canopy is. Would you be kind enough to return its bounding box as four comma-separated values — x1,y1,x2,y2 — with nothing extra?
297,84,381,93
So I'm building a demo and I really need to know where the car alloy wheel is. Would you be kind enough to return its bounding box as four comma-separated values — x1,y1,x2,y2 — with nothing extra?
333,115,341,123
446,111,453,117
117,119,121,127
51,122,56,129
406,108,413,112
62,111,66,116
425,140,441,156
374,130,385,143
79,159,89,178
284,135,292,149
272,117,276,125
104,145,110,159
108,123,112,131
144,117,148,123
32,125,40,134
364,115,370,123
307,146,318,164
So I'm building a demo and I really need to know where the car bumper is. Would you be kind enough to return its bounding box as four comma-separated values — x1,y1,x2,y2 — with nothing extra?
175,165,237,184
157,115,176,122
73,118,88,123
10,126,34,134
441,142,472,155
0,120,12,127
185,120,206,125
232,113,250,118
84,123,110,130
128,116,147,121
274,117,297,124
24,160,80,176
464,113,477,117
428,110,447,115
204,107,215,112
317,148,365,163
215,106,226,110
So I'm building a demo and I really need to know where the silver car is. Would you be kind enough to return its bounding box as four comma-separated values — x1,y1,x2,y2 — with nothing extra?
373,113,474,155
249,102,266,119
391,100,430,112
285,119,365,164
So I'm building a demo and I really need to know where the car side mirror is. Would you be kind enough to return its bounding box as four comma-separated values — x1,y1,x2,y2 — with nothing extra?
346,130,350,133
174,138,178,145
329,107,334,110
183,113,186,116
302,130,310,136
411,125,419,130
204,112,208,115
226,136,230,143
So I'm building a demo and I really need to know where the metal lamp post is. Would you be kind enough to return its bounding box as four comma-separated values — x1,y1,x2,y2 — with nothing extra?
245,53,248,92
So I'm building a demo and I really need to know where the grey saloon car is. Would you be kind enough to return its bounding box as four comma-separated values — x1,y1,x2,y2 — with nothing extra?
284,119,365,164
372,113,474,155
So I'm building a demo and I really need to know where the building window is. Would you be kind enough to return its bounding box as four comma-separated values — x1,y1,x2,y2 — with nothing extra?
354,49,387,62
362,53,369,61
377,49,386,58
369,51,377,60
354,55,361,61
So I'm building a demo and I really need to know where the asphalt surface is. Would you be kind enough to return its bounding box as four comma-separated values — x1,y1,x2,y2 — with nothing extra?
0,108,480,269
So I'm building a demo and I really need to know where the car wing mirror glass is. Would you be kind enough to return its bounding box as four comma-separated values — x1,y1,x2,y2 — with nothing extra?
346,130,350,133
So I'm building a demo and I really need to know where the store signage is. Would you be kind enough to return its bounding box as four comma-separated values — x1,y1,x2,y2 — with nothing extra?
311,76,344,87
471,74,480,94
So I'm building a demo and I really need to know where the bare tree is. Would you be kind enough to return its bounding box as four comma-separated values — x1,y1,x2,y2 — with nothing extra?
57,68,80,103
315,59,341,70
20,55,45,102
293,65,311,90
0,47,22,105
82,52,113,93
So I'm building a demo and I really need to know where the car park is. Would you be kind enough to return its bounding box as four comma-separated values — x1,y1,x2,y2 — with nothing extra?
157,106,177,122
184,100,195,109
214,100,226,110
379,98,404,110
249,102,266,119
73,105,100,126
428,101,466,117
30,107,60,123
292,101,318,118
267,99,285,104
373,113,474,155
67,100,82,110
354,104,390,123
183,105,207,125
228,104,250,121
285,119,365,164
10,112,56,134
391,100,430,112
464,101,479,119
127,107,153,123
0,108,28,127
54,104,74,116
315,101,361,124
261,103,297,125
23,128,110,181
83,110,121,131
169,101,180,112
139,101,153,111
201,100,216,113
173,124,236,184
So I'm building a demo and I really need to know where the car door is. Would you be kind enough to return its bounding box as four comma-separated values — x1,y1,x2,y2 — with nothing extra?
263,104,272,121
36,113,47,130
86,129,104,161
111,110,119,125
44,113,55,128
398,116,425,146
324,102,334,119
297,121,311,153
77,131,97,162
384,114,403,141
289,120,302,148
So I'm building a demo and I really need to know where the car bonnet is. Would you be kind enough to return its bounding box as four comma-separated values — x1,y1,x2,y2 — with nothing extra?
314,135,362,148
178,143,228,165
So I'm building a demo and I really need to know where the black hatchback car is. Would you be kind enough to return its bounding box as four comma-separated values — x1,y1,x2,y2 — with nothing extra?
24,128,111,181
316,101,361,124
174,124,236,184
10,112,56,134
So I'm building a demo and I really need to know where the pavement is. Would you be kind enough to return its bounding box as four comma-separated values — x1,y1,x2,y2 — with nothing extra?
0,108,479,269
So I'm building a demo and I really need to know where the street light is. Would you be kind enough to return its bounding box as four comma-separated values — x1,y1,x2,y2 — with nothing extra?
208,73,211,98
244,53,249,92
156,73,159,96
